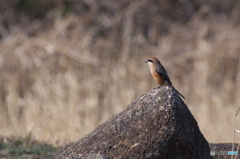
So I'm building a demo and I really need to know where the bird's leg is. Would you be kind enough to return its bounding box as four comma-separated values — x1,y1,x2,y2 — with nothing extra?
158,85,163,88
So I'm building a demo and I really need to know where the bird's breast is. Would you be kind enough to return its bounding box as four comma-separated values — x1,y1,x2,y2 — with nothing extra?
148,63,165,85
151,70,165,85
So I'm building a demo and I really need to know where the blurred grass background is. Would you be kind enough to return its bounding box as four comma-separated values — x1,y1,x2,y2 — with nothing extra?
0,0,240,146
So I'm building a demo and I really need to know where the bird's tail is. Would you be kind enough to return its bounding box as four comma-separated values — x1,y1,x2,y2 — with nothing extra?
172,86,185,99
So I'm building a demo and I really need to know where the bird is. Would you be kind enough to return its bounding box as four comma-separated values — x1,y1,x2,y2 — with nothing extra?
145,57,185,99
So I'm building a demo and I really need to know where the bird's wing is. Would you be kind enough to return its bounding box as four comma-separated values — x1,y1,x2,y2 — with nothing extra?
155,67,172,85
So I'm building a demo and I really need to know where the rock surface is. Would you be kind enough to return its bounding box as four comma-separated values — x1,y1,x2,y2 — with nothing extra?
85,154,110,159
52,86,211,159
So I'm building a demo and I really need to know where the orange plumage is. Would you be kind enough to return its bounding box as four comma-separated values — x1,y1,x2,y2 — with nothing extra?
145,57,185,99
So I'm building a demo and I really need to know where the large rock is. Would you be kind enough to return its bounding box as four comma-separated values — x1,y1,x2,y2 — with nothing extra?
52,86,211,159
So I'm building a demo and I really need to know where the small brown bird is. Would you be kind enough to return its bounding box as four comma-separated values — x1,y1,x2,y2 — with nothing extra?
145,57,185,99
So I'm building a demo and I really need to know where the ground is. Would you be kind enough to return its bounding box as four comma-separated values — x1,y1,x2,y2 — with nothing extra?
0,136,59,159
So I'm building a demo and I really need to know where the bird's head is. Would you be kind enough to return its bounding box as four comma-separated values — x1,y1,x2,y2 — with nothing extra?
145,57,160,65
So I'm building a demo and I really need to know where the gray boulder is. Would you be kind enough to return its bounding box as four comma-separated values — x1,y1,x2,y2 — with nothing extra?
52,86,211,159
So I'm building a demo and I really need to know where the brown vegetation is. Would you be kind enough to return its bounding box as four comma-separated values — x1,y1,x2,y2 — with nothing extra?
0,0,240,145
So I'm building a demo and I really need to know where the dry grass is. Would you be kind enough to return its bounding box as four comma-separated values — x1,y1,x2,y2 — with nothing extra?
0,0,240,146
232,108,240,159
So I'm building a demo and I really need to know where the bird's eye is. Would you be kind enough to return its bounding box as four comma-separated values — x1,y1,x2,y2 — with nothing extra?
148,59,153,63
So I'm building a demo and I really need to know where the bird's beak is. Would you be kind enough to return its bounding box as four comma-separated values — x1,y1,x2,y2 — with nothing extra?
144,60,148,63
